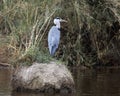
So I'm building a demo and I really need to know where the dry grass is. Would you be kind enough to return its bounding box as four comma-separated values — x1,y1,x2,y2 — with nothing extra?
0,0,120,66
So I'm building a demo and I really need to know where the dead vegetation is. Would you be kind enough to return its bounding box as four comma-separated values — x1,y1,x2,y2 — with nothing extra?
0,0,119,67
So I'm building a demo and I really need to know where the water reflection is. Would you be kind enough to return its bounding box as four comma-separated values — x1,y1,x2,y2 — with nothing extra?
0,68,11,96
0,67,120,96
12,92,74,96
71,67,120,96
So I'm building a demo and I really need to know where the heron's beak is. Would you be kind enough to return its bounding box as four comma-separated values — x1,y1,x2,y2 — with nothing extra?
60,19,67,22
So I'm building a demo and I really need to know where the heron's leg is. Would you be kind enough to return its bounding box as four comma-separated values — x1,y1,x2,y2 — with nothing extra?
50,46,55,56
48,43,52,55
51,45,58,56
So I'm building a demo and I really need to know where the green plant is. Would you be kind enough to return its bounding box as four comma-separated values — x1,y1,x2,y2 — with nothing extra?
0,0,120,67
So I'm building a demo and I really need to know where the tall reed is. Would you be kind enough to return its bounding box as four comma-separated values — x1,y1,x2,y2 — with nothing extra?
0,0,120,66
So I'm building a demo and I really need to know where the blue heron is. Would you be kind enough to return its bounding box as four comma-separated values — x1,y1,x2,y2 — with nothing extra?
48,17,67,56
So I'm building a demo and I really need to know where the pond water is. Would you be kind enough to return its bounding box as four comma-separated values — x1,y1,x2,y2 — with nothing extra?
0,67,120,96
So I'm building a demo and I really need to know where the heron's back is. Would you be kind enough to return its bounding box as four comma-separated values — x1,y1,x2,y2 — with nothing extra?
48,26,60,45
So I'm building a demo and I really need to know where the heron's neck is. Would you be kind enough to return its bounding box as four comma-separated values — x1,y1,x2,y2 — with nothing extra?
56,22,60,29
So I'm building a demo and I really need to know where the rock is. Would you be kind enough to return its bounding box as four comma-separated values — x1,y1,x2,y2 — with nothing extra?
12,62,75,93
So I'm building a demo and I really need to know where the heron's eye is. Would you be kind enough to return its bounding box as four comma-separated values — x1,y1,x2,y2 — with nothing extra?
56,17,60,19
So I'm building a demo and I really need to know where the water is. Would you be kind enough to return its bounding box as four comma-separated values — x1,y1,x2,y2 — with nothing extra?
0,67,120,96
0,68,11,96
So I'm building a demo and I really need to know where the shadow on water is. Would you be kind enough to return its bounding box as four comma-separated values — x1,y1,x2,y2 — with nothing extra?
0,67,120,96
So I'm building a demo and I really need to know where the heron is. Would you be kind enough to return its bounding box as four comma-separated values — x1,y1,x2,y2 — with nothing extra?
48,17,67,56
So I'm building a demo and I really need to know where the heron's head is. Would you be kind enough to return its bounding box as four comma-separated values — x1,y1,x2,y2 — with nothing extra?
54,17,67,25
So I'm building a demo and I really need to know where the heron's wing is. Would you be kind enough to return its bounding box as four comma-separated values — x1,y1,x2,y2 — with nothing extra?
48,26,60,46
48,26,60,55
